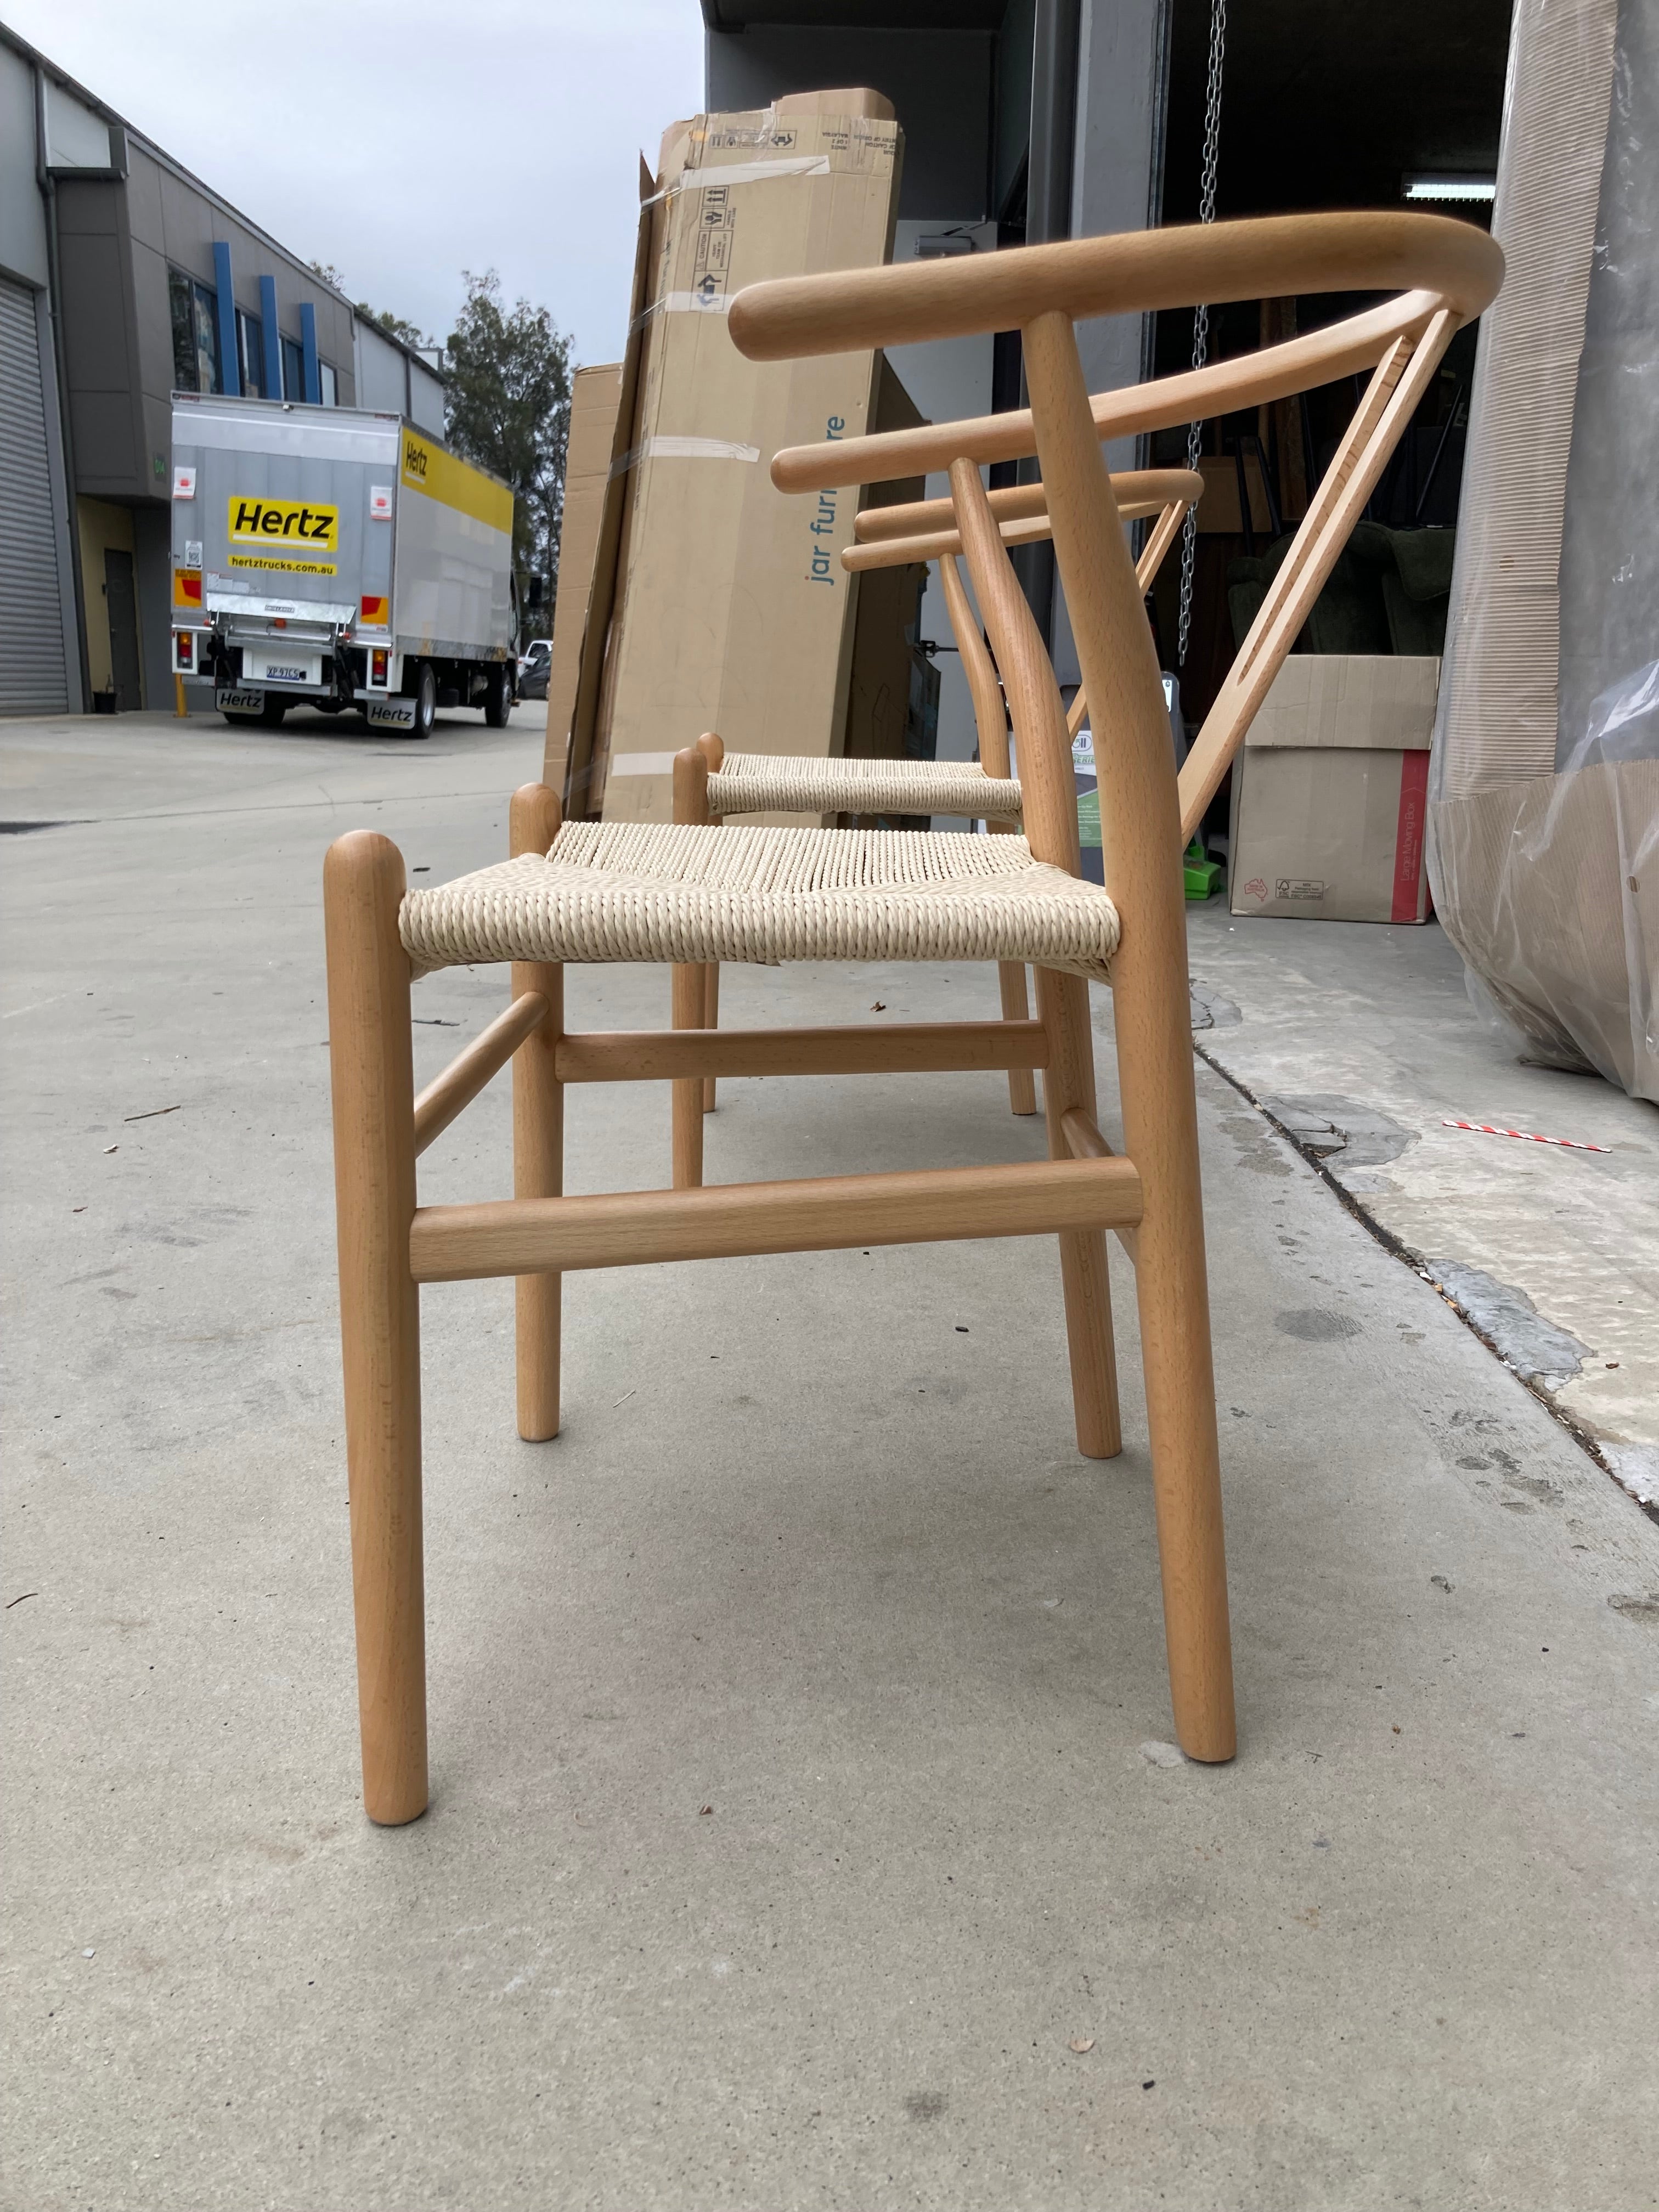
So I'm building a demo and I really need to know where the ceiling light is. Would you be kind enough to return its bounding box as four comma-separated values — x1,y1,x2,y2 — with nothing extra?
1403,174,1497,202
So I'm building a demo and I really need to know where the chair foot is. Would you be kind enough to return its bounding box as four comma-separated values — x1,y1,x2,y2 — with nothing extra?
1057,1227,1121,1458
1036,967,1121,1458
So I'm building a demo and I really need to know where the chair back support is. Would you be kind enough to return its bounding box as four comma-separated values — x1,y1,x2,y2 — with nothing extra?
949,459,1080,872
732,211,1503,866
936,552,1011,782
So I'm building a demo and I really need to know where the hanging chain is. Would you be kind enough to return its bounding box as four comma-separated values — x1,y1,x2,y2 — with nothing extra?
1176,0,1227,668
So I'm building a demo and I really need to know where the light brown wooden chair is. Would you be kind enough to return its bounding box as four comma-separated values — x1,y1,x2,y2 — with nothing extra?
324,211,1501,1824
672,470,1201,1147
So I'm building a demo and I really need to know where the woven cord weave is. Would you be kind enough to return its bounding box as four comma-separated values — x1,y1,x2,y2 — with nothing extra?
400,820,1117,981
708,753,1023,820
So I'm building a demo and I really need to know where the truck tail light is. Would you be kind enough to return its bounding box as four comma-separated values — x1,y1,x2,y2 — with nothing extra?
174,631,195,673
370,647,388,687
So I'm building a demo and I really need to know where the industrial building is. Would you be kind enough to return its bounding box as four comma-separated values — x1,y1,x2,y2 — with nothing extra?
702,0,1508,731
0,24,443,717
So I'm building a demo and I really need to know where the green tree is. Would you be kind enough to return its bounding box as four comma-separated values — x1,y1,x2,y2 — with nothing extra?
308,263,429,352
443,269,573,622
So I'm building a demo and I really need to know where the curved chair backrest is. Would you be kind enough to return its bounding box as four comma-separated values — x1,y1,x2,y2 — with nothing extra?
732,212,1503,884
847,467,1203,765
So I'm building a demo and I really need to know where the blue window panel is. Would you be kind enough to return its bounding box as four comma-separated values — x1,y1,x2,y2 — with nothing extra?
236,309,264,397
281,334,304,401
300,302,320,404
212,242,240,396
258,275,283,400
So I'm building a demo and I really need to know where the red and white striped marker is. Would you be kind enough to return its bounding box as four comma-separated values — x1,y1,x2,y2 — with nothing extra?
1442,1118,1610,1153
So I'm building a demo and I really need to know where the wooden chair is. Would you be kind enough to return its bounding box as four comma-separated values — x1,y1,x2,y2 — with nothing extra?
325,211,1502,1824
673,469,1201,1146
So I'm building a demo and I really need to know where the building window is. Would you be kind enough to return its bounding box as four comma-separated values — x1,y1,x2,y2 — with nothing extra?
168,269,221,394
236,308,264,398
280,334,305,402
319,360,337,407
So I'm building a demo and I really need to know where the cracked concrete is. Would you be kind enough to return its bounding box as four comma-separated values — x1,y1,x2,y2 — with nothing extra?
1187,904,1659,1505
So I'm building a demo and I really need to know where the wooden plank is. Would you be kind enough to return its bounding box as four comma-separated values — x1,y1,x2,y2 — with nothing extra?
408,1155,1144,1283
554,1020,1051,1086
324,830,427,1826
411,991,550,1157
1061,1106,1139,1265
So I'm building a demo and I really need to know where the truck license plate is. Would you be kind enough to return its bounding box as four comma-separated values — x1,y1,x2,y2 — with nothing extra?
364,698,417,729
217,688,266,712
246,650,321,686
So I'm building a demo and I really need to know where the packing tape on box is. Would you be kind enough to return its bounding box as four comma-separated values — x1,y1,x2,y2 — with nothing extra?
609,436,761,480
629,292,733,334
642,154,833,207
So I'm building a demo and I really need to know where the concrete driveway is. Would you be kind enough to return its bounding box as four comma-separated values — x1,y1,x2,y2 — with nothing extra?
3,709,1656,2210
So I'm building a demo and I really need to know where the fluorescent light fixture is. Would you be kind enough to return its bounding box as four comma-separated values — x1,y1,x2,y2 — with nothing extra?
1403,174,1497,202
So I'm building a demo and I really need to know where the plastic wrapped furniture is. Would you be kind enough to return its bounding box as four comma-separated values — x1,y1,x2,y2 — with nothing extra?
1429,0,1657,1099
323,211,1500,1822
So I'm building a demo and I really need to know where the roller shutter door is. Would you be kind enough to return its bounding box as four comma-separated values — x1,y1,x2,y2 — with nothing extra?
0,276,70,715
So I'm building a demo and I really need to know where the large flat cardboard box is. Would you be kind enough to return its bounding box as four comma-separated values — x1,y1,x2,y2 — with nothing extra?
584,92,903,825
1229,656,1440,922
542,362,624,795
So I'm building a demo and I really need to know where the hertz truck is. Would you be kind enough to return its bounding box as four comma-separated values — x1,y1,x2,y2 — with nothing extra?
169,393,517,737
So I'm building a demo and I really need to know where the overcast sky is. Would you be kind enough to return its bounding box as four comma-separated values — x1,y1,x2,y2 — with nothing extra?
9,0,705,365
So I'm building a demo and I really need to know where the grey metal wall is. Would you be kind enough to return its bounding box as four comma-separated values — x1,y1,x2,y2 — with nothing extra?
0,274,71,714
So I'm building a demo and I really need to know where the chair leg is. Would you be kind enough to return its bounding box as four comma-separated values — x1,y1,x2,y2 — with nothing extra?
997,962,1039,1115
702,963,720,1113
511,787,563,1440
1111,916,1236,1763
512,963,563,1437
1035,966,1121,1459
672,961,705,1188
324,830,427,1826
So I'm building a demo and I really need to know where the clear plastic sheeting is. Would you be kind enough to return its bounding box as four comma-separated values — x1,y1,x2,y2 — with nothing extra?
1429,0,1659,1101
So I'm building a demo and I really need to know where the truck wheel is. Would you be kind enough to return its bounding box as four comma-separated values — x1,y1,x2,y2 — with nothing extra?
409,662,436,740
222,698,286,730
484,664,512,728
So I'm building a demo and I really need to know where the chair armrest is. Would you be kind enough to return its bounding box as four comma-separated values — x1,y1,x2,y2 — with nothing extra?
730,211,1501,362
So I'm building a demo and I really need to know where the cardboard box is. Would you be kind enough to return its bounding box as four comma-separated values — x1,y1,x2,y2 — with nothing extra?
1229,656,1440,922
577,92,903,825
542,362,625,795
838,356,933,791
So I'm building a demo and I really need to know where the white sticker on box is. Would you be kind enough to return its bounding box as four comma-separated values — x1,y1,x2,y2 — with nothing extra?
369,486,393,520
172,466,197,500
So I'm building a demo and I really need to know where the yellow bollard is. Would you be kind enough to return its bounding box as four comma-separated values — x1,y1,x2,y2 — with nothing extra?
174,674,188,718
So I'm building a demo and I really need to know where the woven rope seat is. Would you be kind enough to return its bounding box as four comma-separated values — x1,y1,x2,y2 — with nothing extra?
400,818,1118,981
707,751,1023,821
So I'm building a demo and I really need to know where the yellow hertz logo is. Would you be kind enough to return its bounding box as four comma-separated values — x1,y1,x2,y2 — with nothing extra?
400,436,514,535
227,496,339,575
